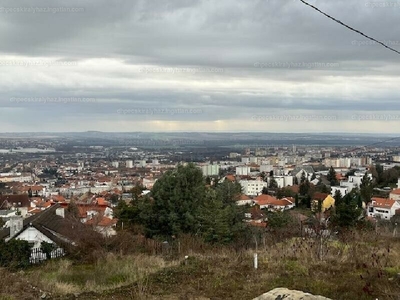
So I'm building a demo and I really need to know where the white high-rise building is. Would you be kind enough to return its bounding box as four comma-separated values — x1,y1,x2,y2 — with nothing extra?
201,164,220,176
240,180,268,196
249,157,258,163
111,161,119,168
126,160,133,168
236,166,251,176
137,160,147,167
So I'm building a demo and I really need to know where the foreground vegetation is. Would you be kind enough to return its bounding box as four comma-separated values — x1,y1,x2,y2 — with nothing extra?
1,230,399,300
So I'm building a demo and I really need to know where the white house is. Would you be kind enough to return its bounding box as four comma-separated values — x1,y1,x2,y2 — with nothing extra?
340,173,373,193
367,198,400,220
330,186,348,197
236,194,253,206
291,166,314,182
0,204,83,262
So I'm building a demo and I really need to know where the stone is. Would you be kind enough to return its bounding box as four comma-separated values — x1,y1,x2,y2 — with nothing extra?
253,288,332,300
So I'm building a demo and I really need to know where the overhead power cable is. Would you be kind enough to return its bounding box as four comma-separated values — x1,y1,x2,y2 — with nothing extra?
299,0,400,56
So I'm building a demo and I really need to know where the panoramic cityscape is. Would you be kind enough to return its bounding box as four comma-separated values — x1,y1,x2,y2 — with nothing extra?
1,1,400,300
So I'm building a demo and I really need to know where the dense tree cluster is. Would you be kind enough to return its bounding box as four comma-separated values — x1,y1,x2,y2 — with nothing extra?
331,188,363,228
116,163,248,244
370,164,400,188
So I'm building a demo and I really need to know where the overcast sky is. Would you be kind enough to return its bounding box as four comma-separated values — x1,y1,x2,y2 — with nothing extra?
0,0,399,133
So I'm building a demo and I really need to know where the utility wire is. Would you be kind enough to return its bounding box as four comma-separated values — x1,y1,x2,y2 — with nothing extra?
299,0,400,56
297,1,400,154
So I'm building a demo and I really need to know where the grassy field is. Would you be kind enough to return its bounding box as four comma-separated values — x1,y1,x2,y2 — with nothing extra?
1,231,400,300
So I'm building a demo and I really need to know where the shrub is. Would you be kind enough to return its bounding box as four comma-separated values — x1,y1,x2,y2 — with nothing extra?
0,240,32,269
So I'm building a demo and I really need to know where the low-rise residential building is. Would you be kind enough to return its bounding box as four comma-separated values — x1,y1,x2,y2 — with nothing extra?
291,165,314,182
236,194,253,206
339,173,373,193
367,197,400,220
311,194,335,212
253,194,295,211
330,186,348,197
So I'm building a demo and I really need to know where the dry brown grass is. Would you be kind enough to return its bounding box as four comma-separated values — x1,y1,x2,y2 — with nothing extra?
26,253,179,296
3,231,400,300
0,268,42,300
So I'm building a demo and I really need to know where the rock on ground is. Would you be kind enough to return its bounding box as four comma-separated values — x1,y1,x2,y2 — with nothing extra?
253,288,332,300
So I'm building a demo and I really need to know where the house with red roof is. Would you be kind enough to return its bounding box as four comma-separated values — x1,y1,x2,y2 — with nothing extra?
254,194,295,211
66,197,117,236
85,215,117,237
244,205,267,228
367,197,400,220
236,194,253,206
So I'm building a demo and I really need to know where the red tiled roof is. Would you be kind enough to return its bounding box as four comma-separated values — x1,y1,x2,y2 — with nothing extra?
390,189,400,195
20,186,43,192
254,194,292,207
0,194,30,208
336,173,346,180
78,206,106,218
51,195,66,202
226,175,236,182
86,216,117,227
96,197,109,206
313,193,328,201
371,197,395,209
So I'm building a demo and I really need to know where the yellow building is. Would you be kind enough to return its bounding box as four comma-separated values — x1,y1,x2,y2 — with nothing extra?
322,195,335,211
311,194,335,212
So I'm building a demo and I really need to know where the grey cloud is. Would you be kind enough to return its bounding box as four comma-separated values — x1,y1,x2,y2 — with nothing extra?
0,0,399,131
